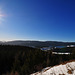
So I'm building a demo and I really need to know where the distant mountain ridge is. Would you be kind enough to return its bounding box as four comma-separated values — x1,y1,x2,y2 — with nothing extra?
0,40,75,47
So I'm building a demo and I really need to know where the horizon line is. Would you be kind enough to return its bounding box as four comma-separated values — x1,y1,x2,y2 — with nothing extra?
0,39,75,42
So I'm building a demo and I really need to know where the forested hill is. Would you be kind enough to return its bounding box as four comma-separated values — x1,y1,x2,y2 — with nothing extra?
0,45,75,75
1,40,75,47
0,45,45,75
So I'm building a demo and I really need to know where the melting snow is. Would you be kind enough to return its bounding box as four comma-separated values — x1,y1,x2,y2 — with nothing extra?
31,61,75,75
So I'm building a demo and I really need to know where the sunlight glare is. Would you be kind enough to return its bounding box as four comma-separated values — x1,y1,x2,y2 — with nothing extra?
0,8,5,25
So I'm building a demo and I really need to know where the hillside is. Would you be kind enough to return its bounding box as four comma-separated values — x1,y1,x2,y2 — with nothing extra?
0,45,75,75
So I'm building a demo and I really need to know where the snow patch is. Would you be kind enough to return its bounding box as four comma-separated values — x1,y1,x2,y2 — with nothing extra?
31,61,75,75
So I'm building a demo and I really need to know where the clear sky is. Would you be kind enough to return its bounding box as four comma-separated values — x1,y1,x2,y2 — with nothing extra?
0,0,75,42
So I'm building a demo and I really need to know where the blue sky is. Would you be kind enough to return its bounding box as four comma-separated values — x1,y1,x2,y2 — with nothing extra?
0,0,75,42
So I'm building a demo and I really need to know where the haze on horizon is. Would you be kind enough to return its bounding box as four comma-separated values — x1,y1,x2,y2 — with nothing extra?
0,0,75,42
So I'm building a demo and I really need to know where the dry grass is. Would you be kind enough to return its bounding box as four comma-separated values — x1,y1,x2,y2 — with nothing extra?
61,60,75,65
67,69,73,74
59,74,65,75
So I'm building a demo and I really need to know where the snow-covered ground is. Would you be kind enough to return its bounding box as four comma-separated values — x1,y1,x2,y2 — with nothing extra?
52,52,70,55
31,61,75,75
